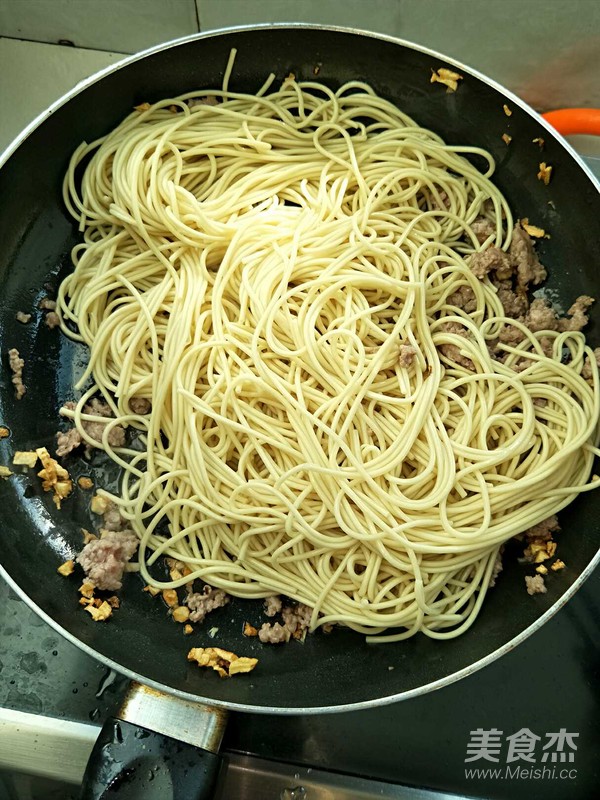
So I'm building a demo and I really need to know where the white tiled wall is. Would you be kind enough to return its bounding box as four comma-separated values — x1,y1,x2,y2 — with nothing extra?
1,0,599,108
197,0,401,34
0,37,125,150
197,0,600,109
0,0,198,53
1,0,599,154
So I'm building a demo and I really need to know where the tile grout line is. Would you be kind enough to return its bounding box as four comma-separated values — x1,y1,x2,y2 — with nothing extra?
0,33,129,56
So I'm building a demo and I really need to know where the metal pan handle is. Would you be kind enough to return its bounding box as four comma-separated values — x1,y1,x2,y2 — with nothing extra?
79,682,228,800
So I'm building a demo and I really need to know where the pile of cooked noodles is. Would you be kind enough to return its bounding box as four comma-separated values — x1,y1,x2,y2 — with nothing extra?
57,58,600,641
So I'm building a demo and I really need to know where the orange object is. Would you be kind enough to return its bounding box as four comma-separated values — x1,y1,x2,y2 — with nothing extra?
542,108,600,136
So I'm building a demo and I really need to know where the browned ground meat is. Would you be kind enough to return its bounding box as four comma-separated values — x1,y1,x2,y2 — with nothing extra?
469,224,546,290
514,334,556,372
189,96,219,108
56,427,83,457
77,530,138,590
539,336,554,358
509,224,547,288
494,280,529,318
498,324,525,345
524,515,560,542
524,298,558,332
486,338,501,360
129,397,152,414
511,358,532,374
398,344,417,367
489,551,503,588
45,311,60,329
15,311,31,324
485,229,594,366
86,413,125,449
448,285,477,313
282,603,312,633
264,595,282,617
525,574,547,595
83,399,122,438
469,247,511,280
582,347,600,380
259,602,313,644
87,398,112,417
39,298,56,310
258,622,290,643
57,398,125,456
432,190,450,210
185,585,229,623
417,225,559,373
438,322,474,370
102,501,127,531
8,348,25,399
558,295,594,332
472,216,496,244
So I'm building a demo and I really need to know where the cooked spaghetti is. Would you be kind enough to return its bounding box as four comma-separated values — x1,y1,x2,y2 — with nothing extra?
57,57,600,642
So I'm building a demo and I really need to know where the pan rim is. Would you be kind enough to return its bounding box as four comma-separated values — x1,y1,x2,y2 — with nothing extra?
1,22,599,715
3,551,599,715
1,22,600,193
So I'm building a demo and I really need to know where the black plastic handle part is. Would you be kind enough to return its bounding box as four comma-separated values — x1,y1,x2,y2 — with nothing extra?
79,717,222,800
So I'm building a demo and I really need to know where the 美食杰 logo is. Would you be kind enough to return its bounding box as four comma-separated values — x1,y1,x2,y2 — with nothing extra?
464,728,578,781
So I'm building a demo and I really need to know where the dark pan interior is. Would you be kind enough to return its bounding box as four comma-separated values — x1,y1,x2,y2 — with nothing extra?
0,26,599,711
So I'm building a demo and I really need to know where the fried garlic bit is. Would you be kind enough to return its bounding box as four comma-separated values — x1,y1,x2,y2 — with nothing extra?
36,447,72,508
57,559,75,577
183,624,194,635
502,133,512,145
533,137,545,148
79,581,95,599
187,647,258,678
82,528,97,544
0,426,9,439
13,450,38,467
90,494,109,514
524,539,557,564
78,476,93,490
503,104,512,117
85,601,113,621
537,162,553,185
520,217,547,238
77,579,114,620
134,102,151,112
0,466,13,479
172,606,190,623
162,589,179,608
243,622,258,637
551,559,566,571
430,67,463,92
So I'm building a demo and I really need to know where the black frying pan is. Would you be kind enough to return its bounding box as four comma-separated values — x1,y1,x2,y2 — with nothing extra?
1,25,599,800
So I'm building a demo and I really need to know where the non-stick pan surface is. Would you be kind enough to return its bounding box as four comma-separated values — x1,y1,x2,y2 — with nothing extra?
1,25,599,713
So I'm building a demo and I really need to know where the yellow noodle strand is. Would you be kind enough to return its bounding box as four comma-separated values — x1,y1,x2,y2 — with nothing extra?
57,75,600,642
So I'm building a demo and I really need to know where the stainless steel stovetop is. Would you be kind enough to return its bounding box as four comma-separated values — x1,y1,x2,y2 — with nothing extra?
1,562,599,800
